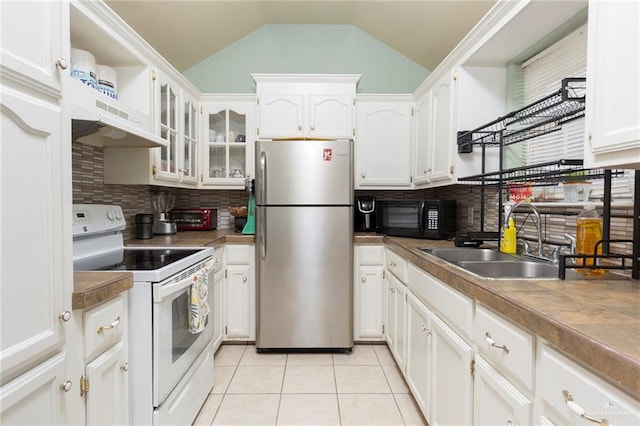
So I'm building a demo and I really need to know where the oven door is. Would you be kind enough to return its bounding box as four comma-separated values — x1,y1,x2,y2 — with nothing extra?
151,257,213,405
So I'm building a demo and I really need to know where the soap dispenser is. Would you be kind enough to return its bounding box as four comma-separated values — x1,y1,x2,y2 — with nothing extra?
500,217,517,254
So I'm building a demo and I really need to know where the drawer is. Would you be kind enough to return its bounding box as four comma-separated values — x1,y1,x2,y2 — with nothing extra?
84,294,125,360
385,248,407,283
538,344,640,425
211,246,223,272
475,304,534,392
408,263,473,339
355,245,384,265
225,244,253,264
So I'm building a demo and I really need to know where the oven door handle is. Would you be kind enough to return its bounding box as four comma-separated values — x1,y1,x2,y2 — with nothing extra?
152,259,213,303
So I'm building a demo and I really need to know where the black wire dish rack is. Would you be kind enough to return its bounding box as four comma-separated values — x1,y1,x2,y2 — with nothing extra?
455,77,639,280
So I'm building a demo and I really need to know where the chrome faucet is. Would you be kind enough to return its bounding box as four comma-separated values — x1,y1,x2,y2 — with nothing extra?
504,201,544,258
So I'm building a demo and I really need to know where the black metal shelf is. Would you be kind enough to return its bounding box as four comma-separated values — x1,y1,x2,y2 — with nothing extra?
457,78,586,152
458,159,623,188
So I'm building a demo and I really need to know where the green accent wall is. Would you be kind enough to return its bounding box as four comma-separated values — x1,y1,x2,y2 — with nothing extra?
183,24,430,94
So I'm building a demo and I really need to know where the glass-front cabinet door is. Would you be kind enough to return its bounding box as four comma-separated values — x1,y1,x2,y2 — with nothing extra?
156,74,179,181
201,96,255,188
181,96,198,184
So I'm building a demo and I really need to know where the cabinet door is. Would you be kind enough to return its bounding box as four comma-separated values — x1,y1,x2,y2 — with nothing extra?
354,265,384,340
225,264,255,340
0,353,66,425
202,99,255,187
384,275,396,350
473,356,531,426
0,1,67,95
356,99,413,187
430,314,473,426
155,73,180,181
212,269,224,352
395,280,407,373
406,293,432,421
1,87,68,379
413,93,431,186
85,341,128,426
308,94,354,139
584,0,640,168
429,71,457,185
180,93,199,184
257,94,304,138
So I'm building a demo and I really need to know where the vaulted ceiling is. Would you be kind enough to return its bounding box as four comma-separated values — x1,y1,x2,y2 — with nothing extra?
105,0,496,72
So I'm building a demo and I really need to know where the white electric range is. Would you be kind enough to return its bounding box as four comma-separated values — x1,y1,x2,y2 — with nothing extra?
72,204,214,426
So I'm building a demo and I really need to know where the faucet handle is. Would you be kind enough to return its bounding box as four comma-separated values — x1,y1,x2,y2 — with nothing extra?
564,233,577,255
517,238,531,255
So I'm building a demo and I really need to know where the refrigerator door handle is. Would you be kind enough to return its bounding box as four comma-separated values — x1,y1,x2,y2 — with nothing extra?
259,151,267,204
259,151,267,260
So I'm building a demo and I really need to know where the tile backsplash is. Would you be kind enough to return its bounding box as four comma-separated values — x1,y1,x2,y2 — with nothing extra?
74,141,634,263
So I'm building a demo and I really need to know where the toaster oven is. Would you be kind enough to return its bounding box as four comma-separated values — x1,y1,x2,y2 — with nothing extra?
169,208,217,231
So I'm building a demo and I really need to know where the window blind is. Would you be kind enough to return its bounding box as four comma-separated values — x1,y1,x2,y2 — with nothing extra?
521,24,587,165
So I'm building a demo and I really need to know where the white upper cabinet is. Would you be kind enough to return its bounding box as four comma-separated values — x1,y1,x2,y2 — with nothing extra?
201,95,256,188
413,91,431,186
154,71,181,182
0,1,67,96
584,0,640,169
253,74,359,139
356,95,414,188
427,71,457,185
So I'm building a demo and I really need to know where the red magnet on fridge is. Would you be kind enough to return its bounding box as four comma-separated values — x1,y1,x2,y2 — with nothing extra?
323,148,333,161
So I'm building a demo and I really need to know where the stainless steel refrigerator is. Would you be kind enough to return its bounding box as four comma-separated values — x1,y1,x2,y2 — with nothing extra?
255,139,353,350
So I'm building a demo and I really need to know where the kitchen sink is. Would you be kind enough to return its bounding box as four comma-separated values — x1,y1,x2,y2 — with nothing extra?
456,260,559,279
419,247,560,280
419,248,516,262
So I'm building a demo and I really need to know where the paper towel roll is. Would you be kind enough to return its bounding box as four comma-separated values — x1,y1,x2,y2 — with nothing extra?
70,48,97,89
96,64,118,99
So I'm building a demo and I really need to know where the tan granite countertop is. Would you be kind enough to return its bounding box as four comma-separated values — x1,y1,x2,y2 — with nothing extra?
124,229,254,248
382,236,640,399
73,272,133,310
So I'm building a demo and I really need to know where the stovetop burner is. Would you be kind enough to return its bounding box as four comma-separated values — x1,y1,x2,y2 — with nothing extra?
74,248,202,272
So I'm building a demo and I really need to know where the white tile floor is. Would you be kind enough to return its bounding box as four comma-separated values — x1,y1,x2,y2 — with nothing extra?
193,344,428,426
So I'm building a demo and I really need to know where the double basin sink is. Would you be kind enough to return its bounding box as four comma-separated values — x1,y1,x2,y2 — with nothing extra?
419,248,560,280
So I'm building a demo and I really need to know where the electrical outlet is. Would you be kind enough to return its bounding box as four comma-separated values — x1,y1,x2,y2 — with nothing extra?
467,206,474,225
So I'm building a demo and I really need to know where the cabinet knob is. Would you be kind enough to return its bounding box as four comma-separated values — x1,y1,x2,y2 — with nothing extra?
562,390,610,425
361,173,366,178
507,422,517,426
97,316,121,334
58,311,71,322
421,325,431,335
59,380,72,392
121,363,129,372
310,125,315,131
242,276,247,282
361,276,366,283
297,125,302,131
55,58,68,70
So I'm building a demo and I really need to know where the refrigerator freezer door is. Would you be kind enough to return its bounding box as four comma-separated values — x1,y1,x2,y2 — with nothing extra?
256,205,353,349
256,139,353,206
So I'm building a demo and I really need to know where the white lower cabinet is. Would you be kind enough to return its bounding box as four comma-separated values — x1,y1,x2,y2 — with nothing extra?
406,292,432,420
536,344,640,426
80,294,129,426
0,353,66,425
431,313,473,426
223,244,256,341
209,246,224,352
404,265,473,426
473,355,532,426
354,245,385,341
385,271,407,373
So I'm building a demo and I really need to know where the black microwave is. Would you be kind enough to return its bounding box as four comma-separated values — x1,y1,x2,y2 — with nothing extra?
375,200,456,239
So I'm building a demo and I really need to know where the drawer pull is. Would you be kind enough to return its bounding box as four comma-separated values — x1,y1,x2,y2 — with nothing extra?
485,332,510,353
97,316,121,334
562,390,610,425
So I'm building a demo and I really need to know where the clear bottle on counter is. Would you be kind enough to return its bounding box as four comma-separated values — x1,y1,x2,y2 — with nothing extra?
576,203,604,276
